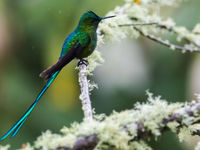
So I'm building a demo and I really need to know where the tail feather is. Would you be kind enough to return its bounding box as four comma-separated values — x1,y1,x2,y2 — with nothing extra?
11,117,27,138
0,71,60,141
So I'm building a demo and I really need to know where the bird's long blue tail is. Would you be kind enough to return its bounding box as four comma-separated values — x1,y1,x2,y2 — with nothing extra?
0,71,60,141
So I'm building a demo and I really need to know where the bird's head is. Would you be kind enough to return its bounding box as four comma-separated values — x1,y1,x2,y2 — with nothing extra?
77,11,115,31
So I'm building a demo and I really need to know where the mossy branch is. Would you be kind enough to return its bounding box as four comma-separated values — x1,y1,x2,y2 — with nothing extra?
52,96,200,150
133,26,200,52
119,21,200,48
55,134,98,150
2,1,200,150
24,93,200,150
78,61,93,121
96,0,200,55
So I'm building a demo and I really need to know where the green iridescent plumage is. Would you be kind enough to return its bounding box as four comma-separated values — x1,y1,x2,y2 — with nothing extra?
39,11,115,78
0,11,114,141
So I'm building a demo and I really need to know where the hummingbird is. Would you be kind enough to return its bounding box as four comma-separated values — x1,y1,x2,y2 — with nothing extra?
0,11,115,141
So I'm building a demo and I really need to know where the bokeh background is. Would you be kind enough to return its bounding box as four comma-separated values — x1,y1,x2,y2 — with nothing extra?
0,0,200,149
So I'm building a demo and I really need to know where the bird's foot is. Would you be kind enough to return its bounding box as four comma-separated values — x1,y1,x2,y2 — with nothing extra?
78,59,88,66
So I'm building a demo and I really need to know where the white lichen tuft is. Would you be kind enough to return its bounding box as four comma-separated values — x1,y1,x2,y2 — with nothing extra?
35,130,65,149
130,141,152,150
193,24,200,34
88,80,98,91
178,127,192,142
195,141,200,150
167,121,180,133
78,63,93,121
87,50,104,74
0,145,10,150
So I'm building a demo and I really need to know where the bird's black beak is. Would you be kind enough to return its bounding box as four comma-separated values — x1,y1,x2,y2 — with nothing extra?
101,15,116,20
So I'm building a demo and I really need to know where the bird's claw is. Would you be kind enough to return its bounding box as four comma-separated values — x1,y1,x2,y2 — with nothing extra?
78,59,88,66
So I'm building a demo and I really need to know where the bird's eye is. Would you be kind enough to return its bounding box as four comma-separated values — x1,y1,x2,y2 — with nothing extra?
91,18,97,23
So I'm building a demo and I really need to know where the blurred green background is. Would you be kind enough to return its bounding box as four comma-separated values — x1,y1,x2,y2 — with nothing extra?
0,0,200,149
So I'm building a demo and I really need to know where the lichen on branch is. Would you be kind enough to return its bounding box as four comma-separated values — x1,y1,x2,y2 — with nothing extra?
78,61,93,121
1,0,200,149
85,0,200,75
6,92,200,150
95,0,200,61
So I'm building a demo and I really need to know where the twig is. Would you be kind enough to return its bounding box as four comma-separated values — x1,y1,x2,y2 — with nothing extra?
119,22,158,26
192,41,200,47
119,22,172,30
133,27,200,52
78,61,93,121
119,22,200,48
118,3,130,15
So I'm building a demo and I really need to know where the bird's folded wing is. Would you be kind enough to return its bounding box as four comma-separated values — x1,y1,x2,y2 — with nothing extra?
40,43,83,79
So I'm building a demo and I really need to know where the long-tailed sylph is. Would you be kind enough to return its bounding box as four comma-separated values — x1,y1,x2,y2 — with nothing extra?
0,11,115,141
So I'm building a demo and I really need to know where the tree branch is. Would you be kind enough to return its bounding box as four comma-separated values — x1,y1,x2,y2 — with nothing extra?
119,22,158,26
119,21,200,48
78,61,93,121
133,26,200,52
55,134,98,150
51,98,200,150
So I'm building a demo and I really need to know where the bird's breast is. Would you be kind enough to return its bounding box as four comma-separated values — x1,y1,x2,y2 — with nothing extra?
77,32,97,59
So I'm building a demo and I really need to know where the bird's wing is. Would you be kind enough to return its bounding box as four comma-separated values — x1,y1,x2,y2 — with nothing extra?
39,43,80,79
40,38,90,80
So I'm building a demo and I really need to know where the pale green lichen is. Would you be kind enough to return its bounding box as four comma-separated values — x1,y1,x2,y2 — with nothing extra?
87,50,104,74
178,127,192,142
85,0,199,87
167,121,180,133
193,24,200,34
88,80,98,91
195,138,200,150
0,145,10,150
85,50,103,94
35,130,64,149
3,0,200,149
188,124,200,134
125,0,183,6
4,92,200,150
130,141,152,150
